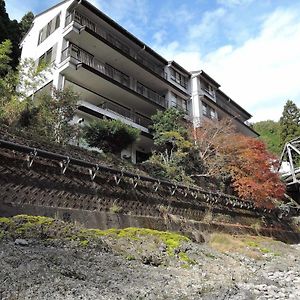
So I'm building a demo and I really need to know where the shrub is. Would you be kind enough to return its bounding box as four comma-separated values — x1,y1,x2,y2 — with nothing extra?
83,119,140,154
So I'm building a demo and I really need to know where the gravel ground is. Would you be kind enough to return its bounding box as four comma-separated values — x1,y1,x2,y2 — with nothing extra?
0,238,299,300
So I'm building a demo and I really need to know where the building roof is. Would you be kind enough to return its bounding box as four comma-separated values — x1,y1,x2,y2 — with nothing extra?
217,89,252,119
192,69,252,119
202,94,258,136
35,0,72,18
30,0,170,65
199,70,221,88
79,0,168,65
168,61,191,76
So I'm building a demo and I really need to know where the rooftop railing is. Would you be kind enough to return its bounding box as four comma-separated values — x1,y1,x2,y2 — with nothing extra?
65,10,168,80
61,44,166,108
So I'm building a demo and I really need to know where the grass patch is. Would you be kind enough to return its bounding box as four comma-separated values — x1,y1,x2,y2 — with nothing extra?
209,233,283,258
75,227,190,256
0,217,11,224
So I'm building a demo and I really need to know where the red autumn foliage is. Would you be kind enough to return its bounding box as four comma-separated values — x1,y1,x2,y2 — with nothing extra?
192,119,285,208
223,135,285,207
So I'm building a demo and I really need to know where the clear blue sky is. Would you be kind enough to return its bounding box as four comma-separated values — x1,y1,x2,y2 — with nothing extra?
6,0,300,122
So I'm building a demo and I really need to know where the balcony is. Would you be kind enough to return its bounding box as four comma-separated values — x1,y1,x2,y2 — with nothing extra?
100,101,152,128
61,44,167,108
65,10,168,80
78,100,152,133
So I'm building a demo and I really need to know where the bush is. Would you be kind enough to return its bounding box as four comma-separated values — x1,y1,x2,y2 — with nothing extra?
83,119,140,154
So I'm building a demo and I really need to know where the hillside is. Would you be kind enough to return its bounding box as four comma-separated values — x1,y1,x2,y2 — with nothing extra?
1,215,300,299
253,120,281,156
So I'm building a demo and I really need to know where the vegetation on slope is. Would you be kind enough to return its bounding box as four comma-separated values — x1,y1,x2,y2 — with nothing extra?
0,215,194,267
253,100,300,157
253,120,281,156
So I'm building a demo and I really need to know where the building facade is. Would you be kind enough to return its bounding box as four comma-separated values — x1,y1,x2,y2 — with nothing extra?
20,0,257,162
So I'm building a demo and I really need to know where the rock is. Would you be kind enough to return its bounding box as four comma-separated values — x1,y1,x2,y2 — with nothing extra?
14,239,29,246
158,244,167,252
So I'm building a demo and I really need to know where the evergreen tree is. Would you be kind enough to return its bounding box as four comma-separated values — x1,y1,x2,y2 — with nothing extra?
0,0,10,43
279,100,300,146
0,1,34,70
19,12,34,38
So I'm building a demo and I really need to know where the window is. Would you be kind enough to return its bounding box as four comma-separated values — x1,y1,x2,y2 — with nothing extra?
38,47,53,66
46,22,52,38
170,68,188,89
37,13,61,45
203,102,208,116
55,14,61,29
202,102,217,120
171,93,188,113
202,80,215,98
137,82,145,95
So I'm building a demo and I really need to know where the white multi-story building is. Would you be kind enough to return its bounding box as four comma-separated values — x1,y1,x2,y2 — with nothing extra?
21,0,257,162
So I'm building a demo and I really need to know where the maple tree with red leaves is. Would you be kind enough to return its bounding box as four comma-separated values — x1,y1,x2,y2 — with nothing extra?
192,119,285,207
223,135,285,207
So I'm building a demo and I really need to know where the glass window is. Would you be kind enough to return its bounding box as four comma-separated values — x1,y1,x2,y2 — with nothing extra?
45,48,52,64
170,68,188,89
202,102,217,120
38,29,44,45
203,103,208,116
55,14,61,29
46,21,52,38
171,93,188,113
38,13,61,45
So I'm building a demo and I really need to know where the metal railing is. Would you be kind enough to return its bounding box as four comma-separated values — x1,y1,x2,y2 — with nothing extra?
100,101,152,128
136,82,166,107
61,44,166,107
65,10,168,80
134,113,152,128
101,101,132,120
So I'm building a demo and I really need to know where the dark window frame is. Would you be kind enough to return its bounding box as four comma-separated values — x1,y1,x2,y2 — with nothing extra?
170,68,188,89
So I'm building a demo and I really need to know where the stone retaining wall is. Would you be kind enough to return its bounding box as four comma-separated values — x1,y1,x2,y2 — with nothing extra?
0,148,299,243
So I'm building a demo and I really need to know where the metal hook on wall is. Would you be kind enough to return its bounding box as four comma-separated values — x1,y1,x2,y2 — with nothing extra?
59,157,70,174
130,175,140,189
89,165,99,181
191,191,198,199
114,171,123,185
153,180,160,192
184,187,190,197
26,148,37,168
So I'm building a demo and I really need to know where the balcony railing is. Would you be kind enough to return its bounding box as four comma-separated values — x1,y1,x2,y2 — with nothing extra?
136,82,166,107
100,101,152,128
65,10,168,80
61,44,166,108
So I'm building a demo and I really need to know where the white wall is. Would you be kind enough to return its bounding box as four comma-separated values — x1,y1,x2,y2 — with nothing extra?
191,75,201,127
21,0,74,91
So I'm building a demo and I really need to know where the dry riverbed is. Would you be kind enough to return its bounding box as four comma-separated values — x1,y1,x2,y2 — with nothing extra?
0,215,299,300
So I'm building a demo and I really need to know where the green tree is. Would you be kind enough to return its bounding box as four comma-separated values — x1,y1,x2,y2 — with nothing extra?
0,45,52,126
84,119,140,154
0,39,11,76
253,120,281,156
23,88,79,144
146,108,192,182
150,108,188,146
0,0,10,44
279,100,300,146
0,1,34,70
19,12,34,38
